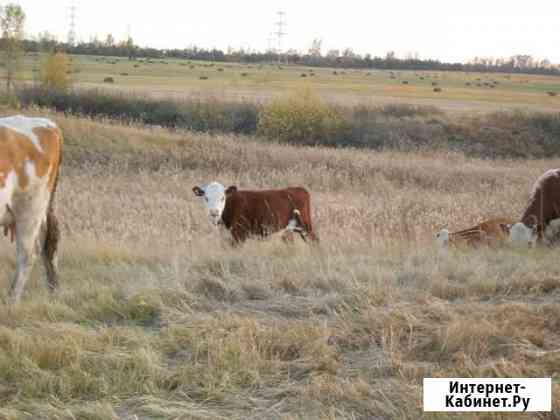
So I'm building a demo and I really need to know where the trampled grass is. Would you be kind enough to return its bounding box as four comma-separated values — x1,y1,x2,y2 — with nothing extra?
0,110,559,418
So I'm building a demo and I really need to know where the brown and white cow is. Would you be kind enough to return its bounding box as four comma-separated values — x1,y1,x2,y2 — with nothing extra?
192,182,318,244
0,115,62,303
510,168,560,246
436,217,514,248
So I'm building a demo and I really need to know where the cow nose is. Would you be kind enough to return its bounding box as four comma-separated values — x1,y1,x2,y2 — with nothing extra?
209,210,220,217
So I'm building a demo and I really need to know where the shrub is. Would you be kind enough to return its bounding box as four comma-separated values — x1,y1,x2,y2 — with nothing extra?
547,91,557,97
16,87,259,135
40,52,72,91
103,77,114,83
199,76,209,80
257,88,349,146
433,87,442,92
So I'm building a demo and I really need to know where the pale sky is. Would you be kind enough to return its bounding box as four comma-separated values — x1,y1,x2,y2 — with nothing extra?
15,0,560,63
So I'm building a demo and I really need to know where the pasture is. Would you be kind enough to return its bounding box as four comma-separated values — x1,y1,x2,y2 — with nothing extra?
0,110,559,419
17,52,560,114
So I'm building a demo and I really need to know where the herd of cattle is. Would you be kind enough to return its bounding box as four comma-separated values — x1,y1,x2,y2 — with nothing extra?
0,115,559,303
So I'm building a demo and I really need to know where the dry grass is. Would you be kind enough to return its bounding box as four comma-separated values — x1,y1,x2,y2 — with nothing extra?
0,108,559,419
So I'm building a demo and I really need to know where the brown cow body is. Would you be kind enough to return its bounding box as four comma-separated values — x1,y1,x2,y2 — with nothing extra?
221,186,317,243
520,168,560,240
193,182,317,244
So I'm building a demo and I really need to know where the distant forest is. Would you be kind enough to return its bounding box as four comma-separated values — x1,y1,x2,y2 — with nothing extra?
22,37,560,76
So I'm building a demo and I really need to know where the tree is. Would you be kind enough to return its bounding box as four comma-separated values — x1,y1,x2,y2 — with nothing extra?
0,3,25,91
40,51,72,91
125,36,136,60
105,33,115,47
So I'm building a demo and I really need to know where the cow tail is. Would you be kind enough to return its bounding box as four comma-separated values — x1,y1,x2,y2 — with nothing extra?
44,136,62,261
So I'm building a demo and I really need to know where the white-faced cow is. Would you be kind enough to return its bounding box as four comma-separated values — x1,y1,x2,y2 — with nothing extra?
510,169,560,246
193,182,318,244
0,115,62,303
436,217,513,248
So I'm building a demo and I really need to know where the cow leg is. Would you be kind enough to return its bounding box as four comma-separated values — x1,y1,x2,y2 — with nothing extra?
39,212,60,293
8,216,42,304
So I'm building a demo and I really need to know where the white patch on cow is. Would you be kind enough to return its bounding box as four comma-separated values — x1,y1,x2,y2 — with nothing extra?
435,228,450,247
0,170,17,226
0,115,57,153
544,218,560,245
286,218,298,231
509,222,537,247
197,182,226,226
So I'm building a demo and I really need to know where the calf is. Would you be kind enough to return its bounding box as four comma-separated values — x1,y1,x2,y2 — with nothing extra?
436,217,513,248
193,182,318,244
0,115,63,303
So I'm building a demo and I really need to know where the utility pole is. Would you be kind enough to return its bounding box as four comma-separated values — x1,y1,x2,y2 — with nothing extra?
275,11,286,63
267,32,275,53
67,2,77,46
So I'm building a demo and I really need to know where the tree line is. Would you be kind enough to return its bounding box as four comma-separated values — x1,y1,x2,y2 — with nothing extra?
21,36,559,76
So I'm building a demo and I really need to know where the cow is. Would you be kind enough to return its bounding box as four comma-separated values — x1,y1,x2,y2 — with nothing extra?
510,169,560,246
192,182,318,244
0,115,63,303
436,217,513,248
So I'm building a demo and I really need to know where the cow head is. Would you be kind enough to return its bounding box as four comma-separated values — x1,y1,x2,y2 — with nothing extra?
193,182,227,226
435,228,450,247
192,182,239,226
509,222,538,247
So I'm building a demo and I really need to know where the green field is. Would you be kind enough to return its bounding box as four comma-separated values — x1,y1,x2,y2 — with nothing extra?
17,52,560,113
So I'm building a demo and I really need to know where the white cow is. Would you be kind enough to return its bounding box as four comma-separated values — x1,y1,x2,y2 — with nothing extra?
0,115,63,303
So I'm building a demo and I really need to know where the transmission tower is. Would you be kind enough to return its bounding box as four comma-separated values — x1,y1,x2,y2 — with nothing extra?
275,11,286,55
267,32,275,52
67,2,77,46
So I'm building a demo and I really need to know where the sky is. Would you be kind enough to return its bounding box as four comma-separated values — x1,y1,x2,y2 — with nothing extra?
14,0,560,64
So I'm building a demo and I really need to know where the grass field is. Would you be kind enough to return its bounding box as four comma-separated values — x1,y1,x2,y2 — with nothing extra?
15,53,560,114
0,109,559,419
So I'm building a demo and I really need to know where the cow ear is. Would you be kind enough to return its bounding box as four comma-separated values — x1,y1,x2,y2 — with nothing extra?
192,186,205,197
500,224,510,233
226,185,238,195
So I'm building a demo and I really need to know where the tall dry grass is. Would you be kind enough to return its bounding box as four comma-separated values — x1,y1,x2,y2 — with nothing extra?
0,109,559,419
